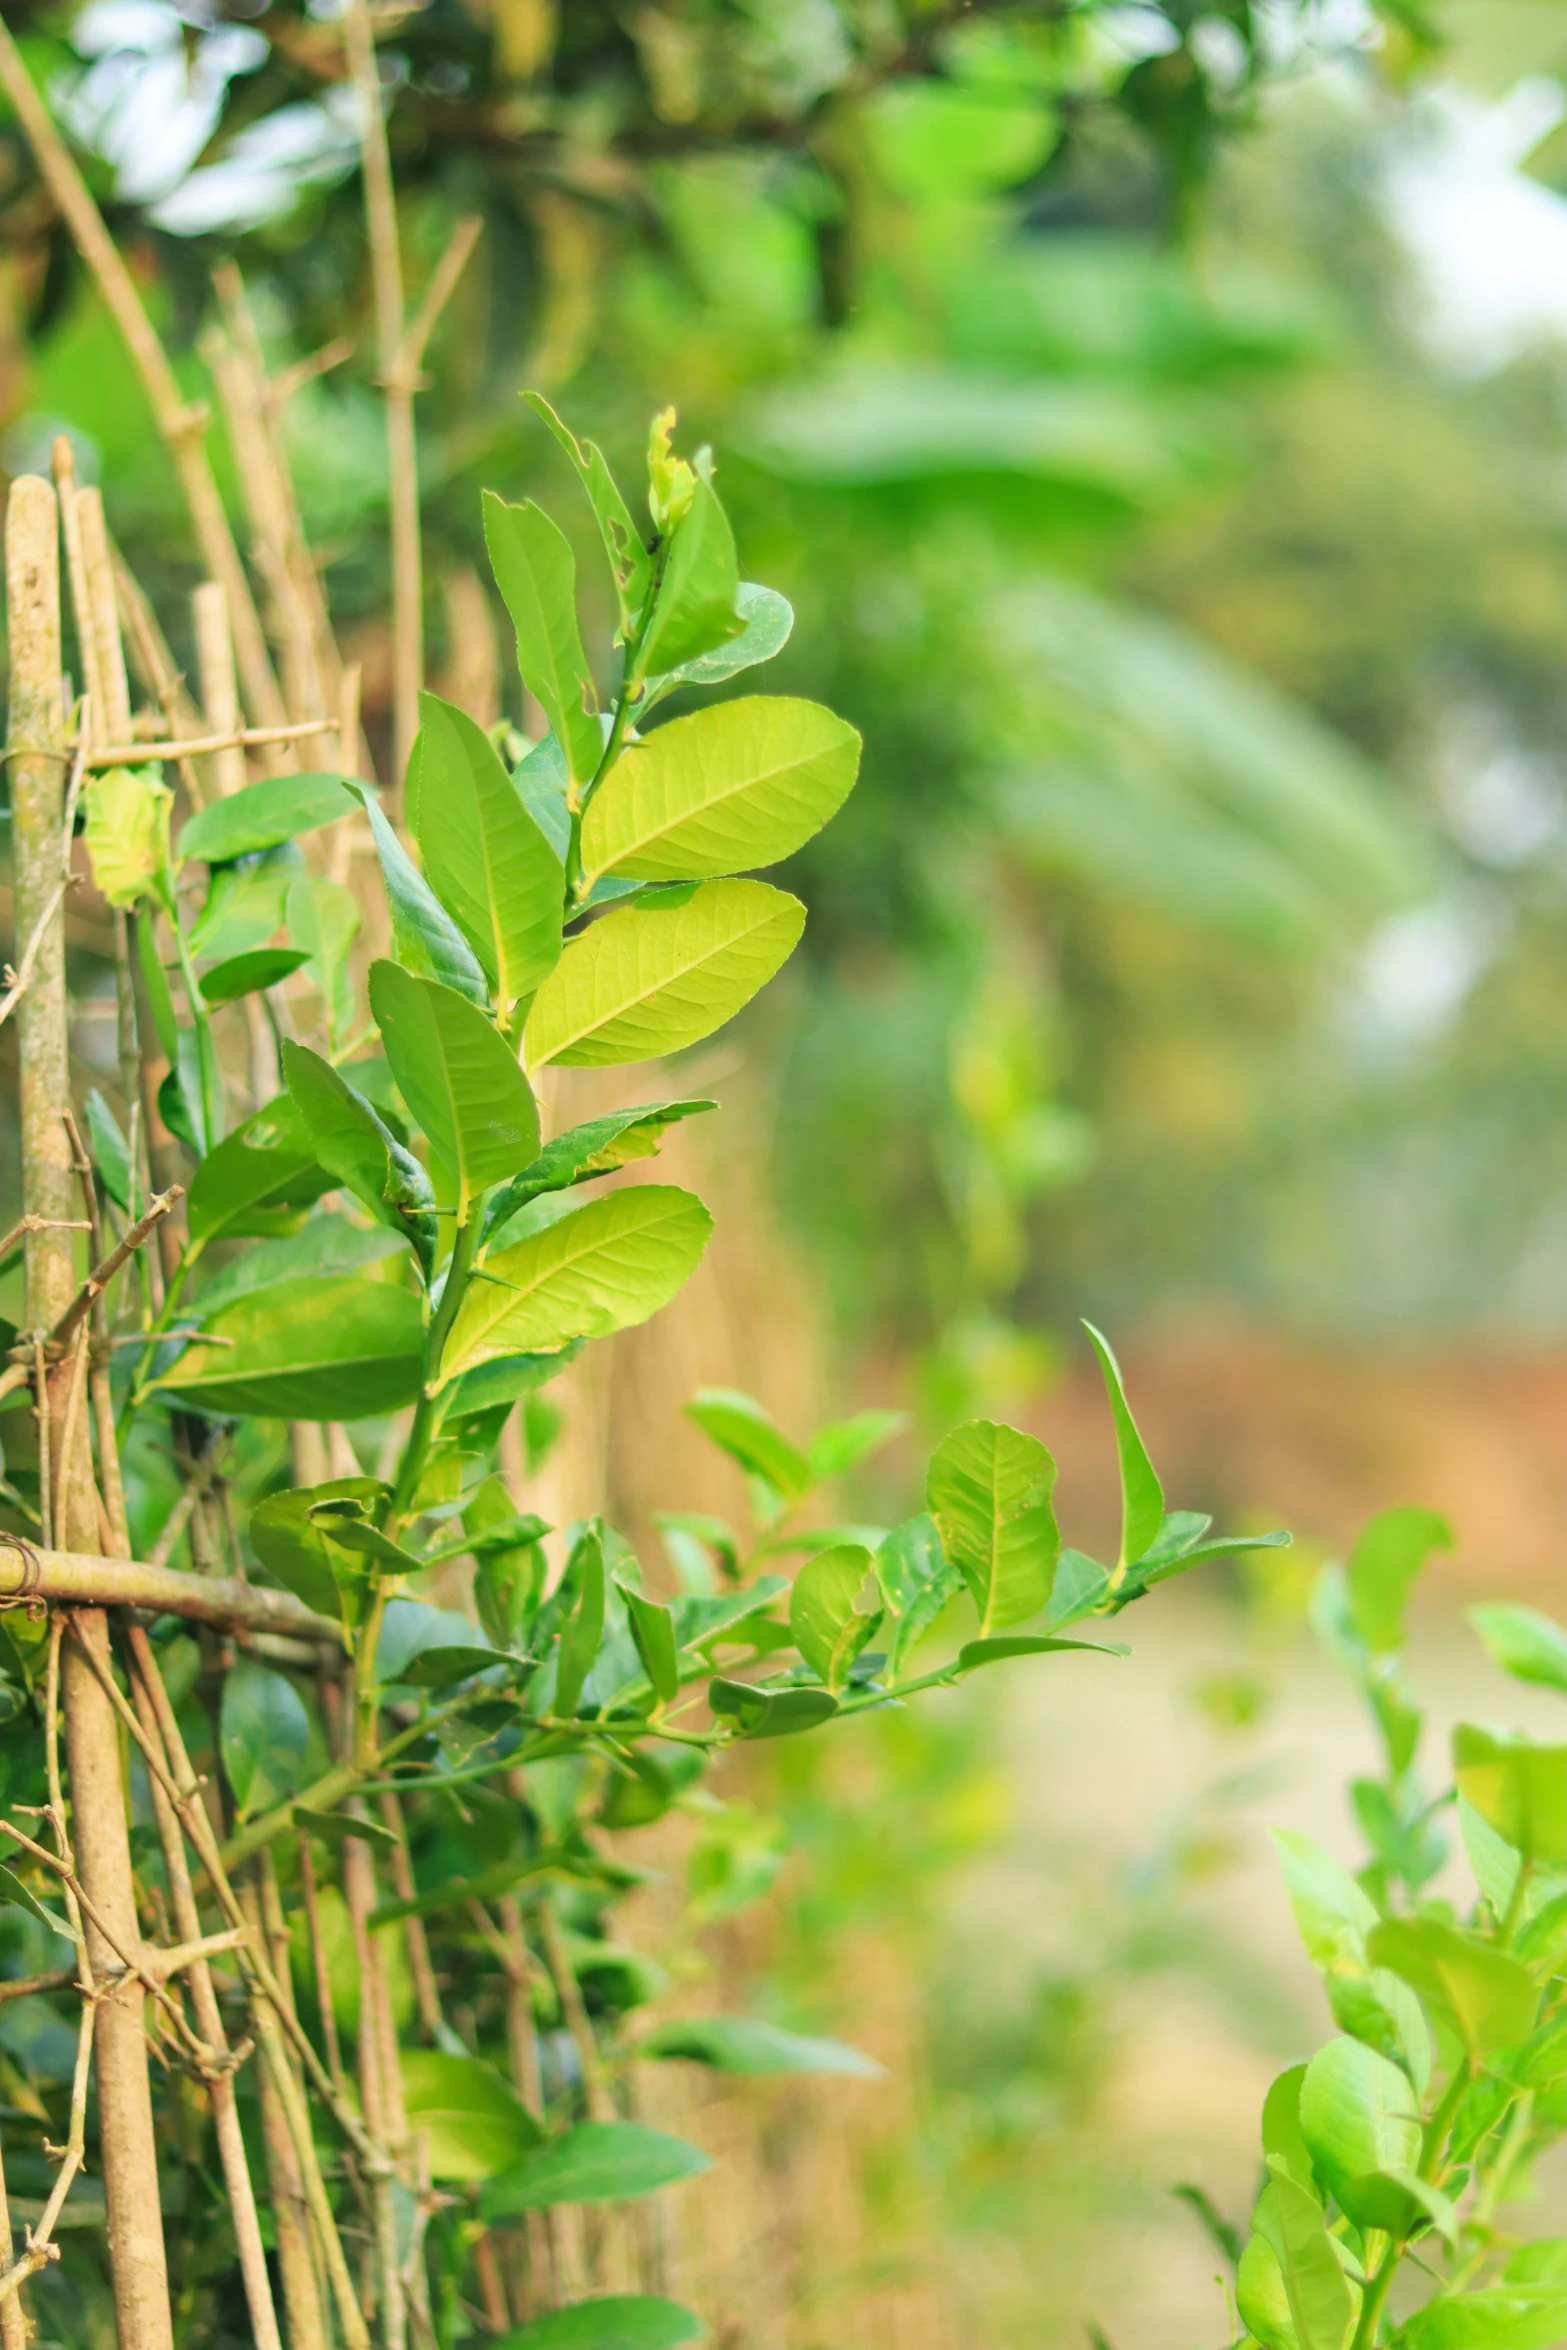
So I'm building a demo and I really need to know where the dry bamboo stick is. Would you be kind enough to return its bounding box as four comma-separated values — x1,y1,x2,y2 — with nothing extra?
88,716,334,767
0,18,284,730
126,1650,285,2350
77,488,133,745
0,1545,341,1640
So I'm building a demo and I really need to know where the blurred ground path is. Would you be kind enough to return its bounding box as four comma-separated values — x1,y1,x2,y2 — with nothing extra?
950,1582,1567,2349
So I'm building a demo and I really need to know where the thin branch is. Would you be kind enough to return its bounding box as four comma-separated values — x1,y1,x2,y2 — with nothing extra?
390,216,483,389
0,1544,341,1643
88,717,334,768
46,1186,183,1352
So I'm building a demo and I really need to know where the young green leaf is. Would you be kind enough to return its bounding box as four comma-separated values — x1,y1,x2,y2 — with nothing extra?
1297,2036,1422,2200
635,472,745,679
927,1419,1059,1638
493,2293,704,2349
1082,1321,1163,1570
644,580,793,698
956,1634,1126,1671
686,1389,810,1498
190,845,299,961
84,766,172,906
193,1220,402,1320
616,1576,680,1705
1251,2165,1358,2350
806,1409,906,1486
1347,1506,1453,1655
156,1273,425,1420
285,874,360,1042
369,962,540,1220
177,772,352,864
84,1088,131,1212
523,880,805,1069
401,2049,541,2182
282,1041,439,1280
251,1476,388,1632
1366,1917,1537,2056
185,1095,333,1246
552,1526,609,1720
707,1679,838,1739
415,693,564,1010
1262,2064,1317,2195
483,1099,715,1242
579,697,861,889
481,2120,711,2216
482,491,603,793
439,1187,712,1385
198,946,310,1005
636,2016,880,2076
789,1543,881,1691
349,784,488,1005
1470,1601,1567,1697
220,1657,310,1820
524,391,654,640
1454,1726,1567,1869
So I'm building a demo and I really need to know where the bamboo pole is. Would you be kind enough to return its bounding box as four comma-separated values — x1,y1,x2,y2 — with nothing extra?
126,1652,285,2350
0,1547,341,1640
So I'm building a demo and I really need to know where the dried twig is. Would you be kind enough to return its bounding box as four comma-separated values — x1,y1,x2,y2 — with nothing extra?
87,717,334,768
0,17,284,729
47,1186,183,1354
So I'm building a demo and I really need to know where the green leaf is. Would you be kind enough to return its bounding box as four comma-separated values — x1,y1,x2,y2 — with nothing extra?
481,2121,711,2216
646,581,793,695
294,1805,399,1851
185,1096,332,1246
707,1679,838,1739
137,914,178,1060
1081,1322,1163,1570
369,963,540,1221
515,733,571,861
1045,1549,1112,1630
84,766,171,907
1236,2233,1300,2350
1262,2065,1317,2195
198,947,309,1005
285,875,359,1044
1367,1918,1537,2056
806,1410,905,1485
401,2049,541,2182
523,880,805,1069
1455,1727,1567,1870
85,1089,131,1212
439,1187,711,1387
636,473,745,679
483,1100,715,1243
1252,2167,1357,2350
956,1634,1126,1670
1470,1602,1567,1698
415,693,564,1011
876,1514,960,1676
789,1544,880,1692
580,697,860,889
193,1220,402,1320
1272,1830,1431,2087
157,1273,424,1421
1393,2283,1567,2350
686,1390,809,1498
282,1042,439,1280
0,1862,69,1942
1347,1507,1453,1655
616,1578,679,1705
496,2297,705,2350
348,783,487,1006
439,1345,579,1424
1341,2169,1456,2246
189,844,298,961
483,492,603,794
1298,2037,1421,2200
251,1476,387,1631
178,773,352,864
637,2016,880,2076
524,392,654,641
219,1657,309,1821
927,1419,1059,1638
554,1526,606,1720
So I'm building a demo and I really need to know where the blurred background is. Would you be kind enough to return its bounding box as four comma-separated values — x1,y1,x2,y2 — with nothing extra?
4,2,1567,2342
